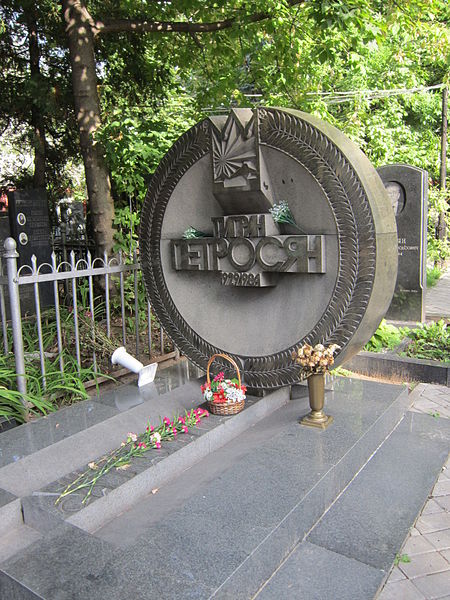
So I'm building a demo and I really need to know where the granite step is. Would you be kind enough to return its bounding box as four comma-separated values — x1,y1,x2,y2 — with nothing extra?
0,361,205,499
0,488,22,538
256,411,450,599
0,525,42,564
20,387,290,534
0,377,414,600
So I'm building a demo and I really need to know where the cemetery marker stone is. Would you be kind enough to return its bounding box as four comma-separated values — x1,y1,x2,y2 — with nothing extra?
7,189,52,268
140,108,398,388
7,188,53,310
377,164,428,323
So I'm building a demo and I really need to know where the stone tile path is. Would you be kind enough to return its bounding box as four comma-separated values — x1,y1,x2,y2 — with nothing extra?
379,384,450,600
426,264,450,321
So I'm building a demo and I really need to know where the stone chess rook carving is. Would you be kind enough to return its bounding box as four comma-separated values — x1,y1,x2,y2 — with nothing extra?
140,107,397,388
210,108,275,214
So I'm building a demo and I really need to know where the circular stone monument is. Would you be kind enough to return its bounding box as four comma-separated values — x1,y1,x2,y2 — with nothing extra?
140,108,397,388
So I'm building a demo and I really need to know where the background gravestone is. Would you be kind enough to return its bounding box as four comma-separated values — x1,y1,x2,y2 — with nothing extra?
0,214,10,258
7,188,53,312
377,165,428,323
140,108,398,388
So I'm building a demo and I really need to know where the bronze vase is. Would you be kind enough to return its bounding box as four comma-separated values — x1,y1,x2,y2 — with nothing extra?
300,372,333,429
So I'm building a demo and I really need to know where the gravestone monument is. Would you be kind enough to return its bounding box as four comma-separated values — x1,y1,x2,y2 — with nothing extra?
7,188,52,268
7,188,53,311
377,164,428,322
140,108,398,388
0,214,10,258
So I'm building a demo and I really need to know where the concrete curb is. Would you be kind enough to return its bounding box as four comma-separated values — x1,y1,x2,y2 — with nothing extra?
345,352,450,386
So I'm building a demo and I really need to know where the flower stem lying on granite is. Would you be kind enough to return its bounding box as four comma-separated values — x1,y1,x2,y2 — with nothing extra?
55,408,209,506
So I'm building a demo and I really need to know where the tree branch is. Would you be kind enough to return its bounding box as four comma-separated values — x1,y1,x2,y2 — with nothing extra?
92,1,306,37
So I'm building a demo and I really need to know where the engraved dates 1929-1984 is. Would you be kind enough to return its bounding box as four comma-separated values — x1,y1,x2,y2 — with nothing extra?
170,213,326,287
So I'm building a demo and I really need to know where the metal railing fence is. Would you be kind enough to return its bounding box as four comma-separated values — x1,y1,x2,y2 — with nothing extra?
0,237,171,405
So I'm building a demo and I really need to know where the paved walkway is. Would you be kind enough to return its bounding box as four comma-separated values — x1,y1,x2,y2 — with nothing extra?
379,384,450,599
426,264,450,321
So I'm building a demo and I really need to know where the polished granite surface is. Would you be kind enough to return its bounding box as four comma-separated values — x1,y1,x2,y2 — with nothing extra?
0,360,204,469
2,376,448,599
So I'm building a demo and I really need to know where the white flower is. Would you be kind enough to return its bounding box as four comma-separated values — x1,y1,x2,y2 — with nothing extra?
225,387,245,402
150,432,161,444
204,389,213,401
127,432,137,442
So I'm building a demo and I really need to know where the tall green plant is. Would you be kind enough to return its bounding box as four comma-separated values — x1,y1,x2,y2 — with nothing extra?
428,187,450,266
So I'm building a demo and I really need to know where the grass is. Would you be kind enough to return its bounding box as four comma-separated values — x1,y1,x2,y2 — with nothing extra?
0,351,103,423
365,319,450,363
0,294,174,426
403,320,450,362
394,553,411,566
364,320,409,353
427,266,442,288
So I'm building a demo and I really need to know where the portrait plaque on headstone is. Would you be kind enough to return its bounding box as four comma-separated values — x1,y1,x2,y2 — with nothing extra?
377,164,428,322
140,108,398,388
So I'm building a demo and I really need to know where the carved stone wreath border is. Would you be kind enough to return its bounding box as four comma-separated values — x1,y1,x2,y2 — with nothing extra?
140,108,376,388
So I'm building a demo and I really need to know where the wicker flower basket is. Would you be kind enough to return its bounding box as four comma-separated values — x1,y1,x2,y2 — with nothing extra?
204,353,246,416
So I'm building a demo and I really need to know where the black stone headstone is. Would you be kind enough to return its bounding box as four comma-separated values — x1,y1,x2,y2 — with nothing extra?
377,165,428,322
7,189,54,311
7,189,52,268
0,214,10,258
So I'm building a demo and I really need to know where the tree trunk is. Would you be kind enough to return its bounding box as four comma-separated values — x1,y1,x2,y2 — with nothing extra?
62,0,115,255
26,10,46,189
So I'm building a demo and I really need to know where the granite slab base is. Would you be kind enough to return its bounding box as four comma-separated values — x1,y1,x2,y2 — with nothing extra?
0,377,436,600
257,412,450,599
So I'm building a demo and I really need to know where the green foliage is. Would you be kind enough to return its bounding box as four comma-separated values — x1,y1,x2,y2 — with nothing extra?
98,90,197,202
366,319,450,362
1,0,449,255
0,355,54,423
394,553,411,566
364,320,409,353
0,1,80,200
403,320,450,362
427,265,442,288
427,187,450,265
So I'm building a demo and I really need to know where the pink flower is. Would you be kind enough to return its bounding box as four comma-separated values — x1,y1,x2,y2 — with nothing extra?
138,442,147,449
182,425,188,433
213,371,224,382
155,442,161,449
